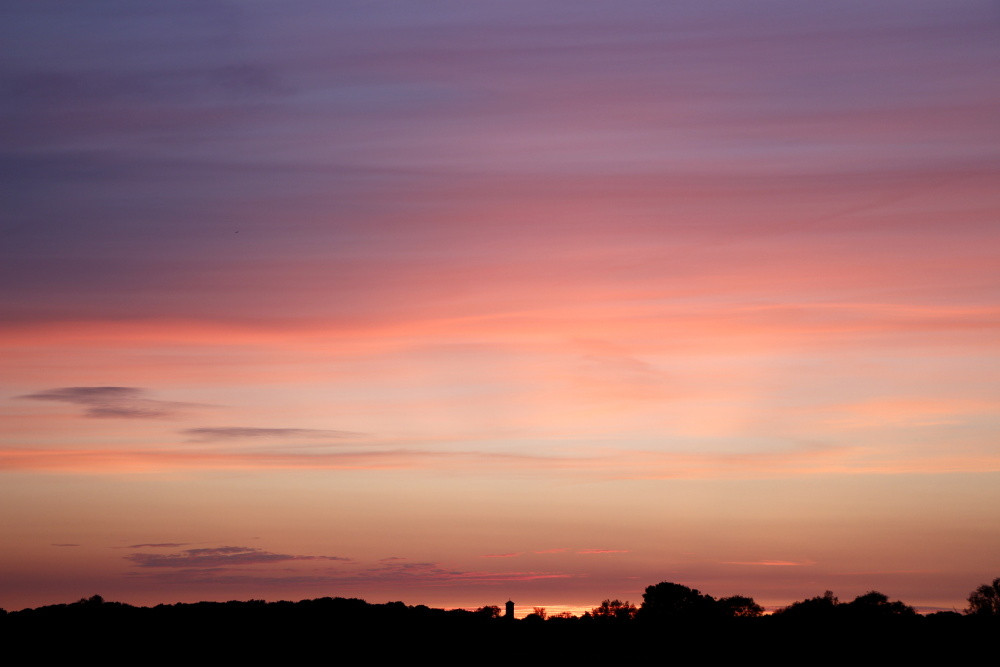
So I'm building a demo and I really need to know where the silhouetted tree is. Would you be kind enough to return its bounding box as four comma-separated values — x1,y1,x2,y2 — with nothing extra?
532,607,548,620
523,609,546,623
845,591,916,618
966,577,1000,616
718,595,764,618
476,605,501,619
638,582,719,622
773,590,839,619
591,599,637,621
76,595,104,606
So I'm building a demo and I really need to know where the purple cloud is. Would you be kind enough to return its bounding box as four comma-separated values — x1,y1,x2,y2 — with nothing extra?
125,546,351,568
20,387,195,419
127,553,570,589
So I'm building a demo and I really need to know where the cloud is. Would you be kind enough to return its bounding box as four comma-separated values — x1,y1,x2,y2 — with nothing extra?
51,543,80,547
0,447,590,475
19,386,194,419
5,442,1000,479
577,549,629,554
481,552,521,558
831,569,939,576
350,560,570,585
114,528,583,589
534,548,568,554
181,427,363,441
131,567,572,588
125,546,351,568
127,552,570,589
723,559,815,567
121,543,191,549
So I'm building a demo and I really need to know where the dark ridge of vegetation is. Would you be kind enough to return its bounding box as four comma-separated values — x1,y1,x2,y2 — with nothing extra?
2,580,997,658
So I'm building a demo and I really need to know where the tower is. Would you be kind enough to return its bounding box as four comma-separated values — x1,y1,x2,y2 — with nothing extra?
505,599,515,619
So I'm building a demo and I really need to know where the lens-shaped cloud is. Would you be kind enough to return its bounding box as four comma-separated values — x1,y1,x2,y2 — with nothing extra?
20,387,195,419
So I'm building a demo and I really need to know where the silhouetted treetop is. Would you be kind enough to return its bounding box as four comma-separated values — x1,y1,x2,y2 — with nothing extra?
966,577,1000,616
76,594,104,606
718,595,764,618
638,582,720,622
773,590,839,619
845,591,916,618
774,590,919,621
476,604,501,619
591,599,637,621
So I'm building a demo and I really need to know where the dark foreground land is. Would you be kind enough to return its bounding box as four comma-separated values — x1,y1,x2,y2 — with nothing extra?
2,594,996,661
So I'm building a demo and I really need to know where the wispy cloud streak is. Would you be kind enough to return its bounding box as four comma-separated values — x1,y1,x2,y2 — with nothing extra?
181,427,364,441
120,543,191,549
19,387,195,419
3,444,1000,478
125,552,569,589
125,546,350,568
723,560,815,567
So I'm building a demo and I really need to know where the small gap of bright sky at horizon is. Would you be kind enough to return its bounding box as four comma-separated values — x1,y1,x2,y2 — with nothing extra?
2,0,999,614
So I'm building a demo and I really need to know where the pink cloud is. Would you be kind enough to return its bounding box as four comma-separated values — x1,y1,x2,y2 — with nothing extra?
831,569,940,576
481,552,521,558
723,559,815,567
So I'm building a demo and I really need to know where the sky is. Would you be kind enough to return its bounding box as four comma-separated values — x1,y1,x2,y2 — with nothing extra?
2,0,999,615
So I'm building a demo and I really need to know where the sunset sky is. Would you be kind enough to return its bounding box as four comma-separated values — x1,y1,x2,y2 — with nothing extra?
2,1,999,614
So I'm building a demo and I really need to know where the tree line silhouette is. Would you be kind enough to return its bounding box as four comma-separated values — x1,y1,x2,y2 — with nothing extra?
2,578,997,658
